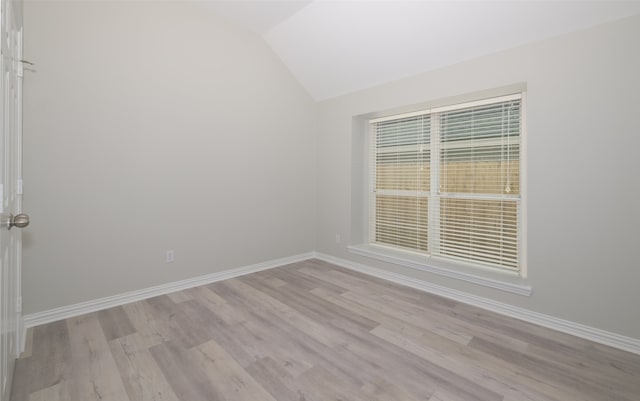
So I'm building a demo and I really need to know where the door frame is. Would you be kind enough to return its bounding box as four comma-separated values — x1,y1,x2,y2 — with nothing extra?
0,0,24,399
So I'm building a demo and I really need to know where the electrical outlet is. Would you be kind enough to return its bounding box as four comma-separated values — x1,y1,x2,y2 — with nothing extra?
335,234,341,244
166,250,174,263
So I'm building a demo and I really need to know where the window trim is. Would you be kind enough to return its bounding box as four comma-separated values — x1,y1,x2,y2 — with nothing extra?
370,93,522,123
364,92,528,281
348,243,532,296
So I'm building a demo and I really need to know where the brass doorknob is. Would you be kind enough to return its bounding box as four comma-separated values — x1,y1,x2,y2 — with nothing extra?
9,213,29,229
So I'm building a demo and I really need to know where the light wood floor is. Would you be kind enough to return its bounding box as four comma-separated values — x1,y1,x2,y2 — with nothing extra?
11,259,640,401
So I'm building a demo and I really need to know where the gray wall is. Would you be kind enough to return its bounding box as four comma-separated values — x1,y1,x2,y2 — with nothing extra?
22,2,316,314
316,15,640,339
22,2,640,341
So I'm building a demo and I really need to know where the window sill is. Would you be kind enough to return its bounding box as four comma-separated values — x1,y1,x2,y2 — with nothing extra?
347,244,532,296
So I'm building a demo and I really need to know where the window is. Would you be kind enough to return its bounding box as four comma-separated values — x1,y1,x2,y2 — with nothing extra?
369,94,522,272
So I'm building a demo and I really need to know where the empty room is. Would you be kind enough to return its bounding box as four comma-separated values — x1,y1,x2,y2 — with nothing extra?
0,0,638,400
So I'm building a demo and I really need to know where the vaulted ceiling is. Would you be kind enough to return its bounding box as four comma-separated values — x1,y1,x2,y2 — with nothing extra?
204,1,640,101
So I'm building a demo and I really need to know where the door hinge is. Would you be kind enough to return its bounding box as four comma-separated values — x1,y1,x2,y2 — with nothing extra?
16,179,23,195
16,297,22,313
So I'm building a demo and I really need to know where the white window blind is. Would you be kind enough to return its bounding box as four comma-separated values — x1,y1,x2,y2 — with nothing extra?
370,115,430,252
369,94,522,271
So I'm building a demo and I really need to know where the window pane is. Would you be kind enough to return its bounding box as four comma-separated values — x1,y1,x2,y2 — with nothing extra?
376,151,430,191
441,101,520,142
438,198,518,269
376,115,431,191
375,195,428,252
440,152,519,195
376,115,430,147
440,101,520,195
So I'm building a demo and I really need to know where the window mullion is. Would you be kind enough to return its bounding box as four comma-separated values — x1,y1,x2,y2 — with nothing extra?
368,123,377,245
428,113,440,256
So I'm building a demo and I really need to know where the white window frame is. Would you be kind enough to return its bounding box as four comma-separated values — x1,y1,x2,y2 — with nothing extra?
357,93,529,293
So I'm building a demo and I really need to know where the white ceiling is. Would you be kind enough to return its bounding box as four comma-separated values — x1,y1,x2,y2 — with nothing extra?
203,1,313,34
205,1,640,101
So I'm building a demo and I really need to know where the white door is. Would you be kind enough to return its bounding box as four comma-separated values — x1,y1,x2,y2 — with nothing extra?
0,0,24,399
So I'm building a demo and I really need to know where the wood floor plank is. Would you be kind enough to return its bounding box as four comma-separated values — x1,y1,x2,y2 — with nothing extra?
144,296,211,348
468,335,636,401
262,277,288,288
29,320,73,394
239,308,375,384
66,314,131,401
180,303,258,368
341,289,474,345
121,300,171,348
27,381,73,401
148,341,217,401
191,298,319,377
9,358,32,401
12,259,640,401
525,342,640,396
300,260,457,308
239,273,379,331
221,278,349,348
453,300,640,369
244,357,311,401
190,340,279,401
429,386,482,401
166,291,193,304
273,262,350,294
351,285,531,353
371,324,561,401
330,316,502,401
295,365,371,401
97,306,136,341
108,333,180,401
184,286,247,325
361,380,424,401
213,288,383,388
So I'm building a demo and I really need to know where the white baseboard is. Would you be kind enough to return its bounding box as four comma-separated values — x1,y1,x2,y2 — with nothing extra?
22,252,314,332
313,251,640,355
